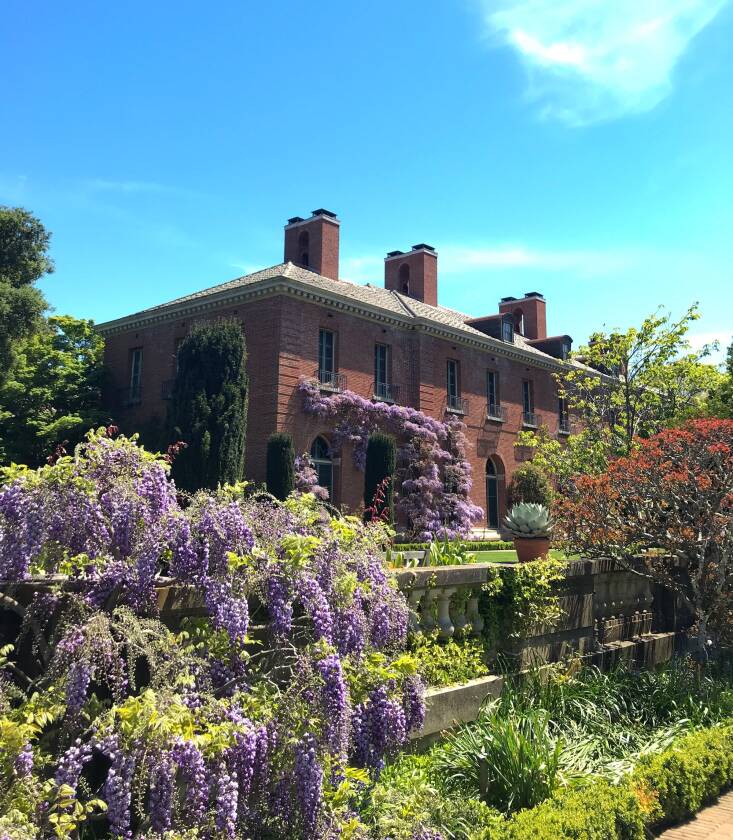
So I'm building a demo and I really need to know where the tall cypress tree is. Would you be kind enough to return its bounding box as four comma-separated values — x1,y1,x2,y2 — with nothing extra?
266,432,295,500
364,432,396,521
167,321,248,491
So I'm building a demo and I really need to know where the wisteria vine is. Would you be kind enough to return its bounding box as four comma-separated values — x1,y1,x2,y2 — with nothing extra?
299,377,483,539
0,428,424,839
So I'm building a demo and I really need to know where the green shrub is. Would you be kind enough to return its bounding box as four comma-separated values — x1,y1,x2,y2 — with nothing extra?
364,432,396,521
366,752,505,840
634,722,733,826
167,321,248,491
436,707,562,814
507,463,552,508
265,432,295,500
504,779,647,840
410,635,490,688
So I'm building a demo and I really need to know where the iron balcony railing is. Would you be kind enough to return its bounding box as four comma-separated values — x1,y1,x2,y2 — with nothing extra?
161,379,175,400
559,415,572,434
119,385,142,407
522,410,538,428
373,381,399,403
486,402,507,422
316,369,346,393
446,394,469,415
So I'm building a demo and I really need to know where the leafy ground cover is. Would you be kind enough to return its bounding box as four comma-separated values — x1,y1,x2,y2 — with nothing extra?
367,660,733,839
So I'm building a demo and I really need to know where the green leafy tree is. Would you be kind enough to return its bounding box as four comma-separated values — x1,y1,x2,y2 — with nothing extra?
0,206,53,379
506,463,552,508
167,321,248,491
364,432,396,522
515,427,613,492
709,339,733,419
0,315,106,465
266,432,295,500
558,305,719,458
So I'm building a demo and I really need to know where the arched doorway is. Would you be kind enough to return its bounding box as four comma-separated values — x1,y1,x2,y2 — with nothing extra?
486,456,505,529
310,436,333,500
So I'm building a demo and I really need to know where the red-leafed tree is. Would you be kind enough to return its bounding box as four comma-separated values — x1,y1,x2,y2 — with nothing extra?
556,419,733,658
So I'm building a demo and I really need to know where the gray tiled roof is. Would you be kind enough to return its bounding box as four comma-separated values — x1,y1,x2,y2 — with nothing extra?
100,262,558,362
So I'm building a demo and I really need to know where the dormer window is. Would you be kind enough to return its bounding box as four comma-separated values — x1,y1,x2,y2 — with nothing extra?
513,309,525,335
298,230,309,268
399,263,410,295
561,340,571,360
502,319,514,343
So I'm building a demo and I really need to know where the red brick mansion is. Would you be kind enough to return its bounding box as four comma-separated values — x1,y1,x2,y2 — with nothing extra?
98,209,573,529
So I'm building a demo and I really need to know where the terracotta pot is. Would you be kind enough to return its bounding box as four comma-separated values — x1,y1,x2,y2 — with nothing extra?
513,537,550,563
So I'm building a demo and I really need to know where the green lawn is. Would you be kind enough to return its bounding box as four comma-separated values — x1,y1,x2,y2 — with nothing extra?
471,548,569,563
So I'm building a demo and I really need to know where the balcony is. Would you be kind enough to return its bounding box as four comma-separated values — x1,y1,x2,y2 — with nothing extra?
522,410,538,428
446,394,469,416
486,402,507,422
118,385,142,408
316,368,346,393
373,381,400,404
161,379,175,400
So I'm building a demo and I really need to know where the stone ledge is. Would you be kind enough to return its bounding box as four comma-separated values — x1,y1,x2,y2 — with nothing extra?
417,674,505,741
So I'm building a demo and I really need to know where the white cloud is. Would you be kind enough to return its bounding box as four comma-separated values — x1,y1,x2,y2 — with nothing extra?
439,244,630,277
479,0,729,123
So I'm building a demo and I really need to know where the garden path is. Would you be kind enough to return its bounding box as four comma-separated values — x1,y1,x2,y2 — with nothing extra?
656,790,733,839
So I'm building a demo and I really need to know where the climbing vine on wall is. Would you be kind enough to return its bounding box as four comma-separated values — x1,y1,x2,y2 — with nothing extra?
299,378,483,539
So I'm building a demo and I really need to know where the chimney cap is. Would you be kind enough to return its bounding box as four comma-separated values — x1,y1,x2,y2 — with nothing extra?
500,296,517,303
287,216,305,225
524,291,545,299
386,250,405,258
412,243,436,253
311,208,338,219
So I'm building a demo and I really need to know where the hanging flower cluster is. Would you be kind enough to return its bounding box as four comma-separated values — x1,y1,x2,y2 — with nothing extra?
0,429,423,839
299,377,483,539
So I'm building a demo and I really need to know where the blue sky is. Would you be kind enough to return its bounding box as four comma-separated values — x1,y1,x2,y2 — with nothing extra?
2,1,732,360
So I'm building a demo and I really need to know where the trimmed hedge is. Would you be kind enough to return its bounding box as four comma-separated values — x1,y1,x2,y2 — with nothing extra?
503,779,646,840
501,722,733,839
393,540,515,552
633,722,733,827
266,432,295,501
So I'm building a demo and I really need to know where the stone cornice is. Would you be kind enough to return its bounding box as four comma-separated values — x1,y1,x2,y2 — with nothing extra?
96,274,568,373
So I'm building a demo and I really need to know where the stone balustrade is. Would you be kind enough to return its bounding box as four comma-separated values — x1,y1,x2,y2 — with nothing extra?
393,557,677,666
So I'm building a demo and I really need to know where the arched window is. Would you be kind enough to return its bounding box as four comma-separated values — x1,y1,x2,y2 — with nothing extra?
310,436,333,499
398,263,410,295
298,231,310,268
486,456,505,529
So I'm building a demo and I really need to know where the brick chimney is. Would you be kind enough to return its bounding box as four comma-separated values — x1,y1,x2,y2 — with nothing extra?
498,291,547,340
384,244,438,307
284,209,340,280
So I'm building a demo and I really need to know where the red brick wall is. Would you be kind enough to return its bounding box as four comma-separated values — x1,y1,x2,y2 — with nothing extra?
103,292,565,524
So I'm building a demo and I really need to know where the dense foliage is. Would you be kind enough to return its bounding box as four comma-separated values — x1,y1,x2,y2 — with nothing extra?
364,433,396,523
265,432,295,501
0,430,425,839
506,464,551,509
367,661,733,839
557,419,733,656
167,322,249,492
557,305,721,458
0,316,106,466
0,207,53,383
299,378,482,539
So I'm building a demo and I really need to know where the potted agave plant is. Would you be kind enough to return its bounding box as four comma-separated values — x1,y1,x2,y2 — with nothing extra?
503,502,554,563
